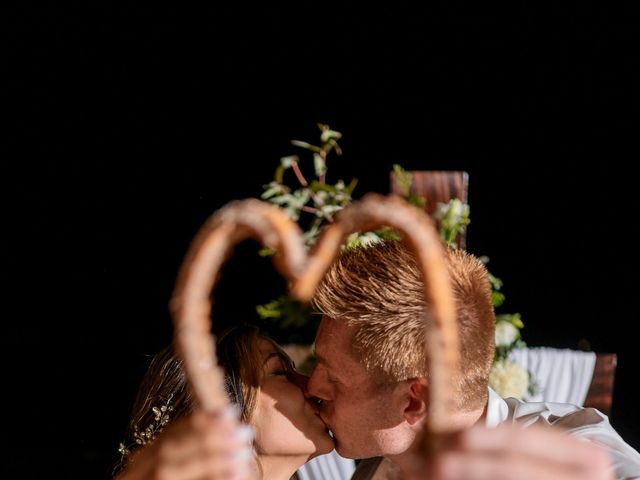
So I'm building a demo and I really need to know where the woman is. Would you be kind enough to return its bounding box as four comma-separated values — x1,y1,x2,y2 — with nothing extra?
115,326,334,480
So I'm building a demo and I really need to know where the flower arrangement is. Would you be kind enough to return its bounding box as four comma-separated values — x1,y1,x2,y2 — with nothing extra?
255,125,536,398
430,195,536,400
490,312,538,399
398,165,535,399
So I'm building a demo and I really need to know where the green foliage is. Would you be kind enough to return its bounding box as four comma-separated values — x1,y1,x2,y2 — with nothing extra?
259,123,355,248
258,124,398,253
256,296,315,328
255,293,319,345
433,198,470,248
393,164,426,209
256,124,395,336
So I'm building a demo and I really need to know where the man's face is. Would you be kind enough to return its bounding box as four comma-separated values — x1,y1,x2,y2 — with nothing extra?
307,316,411,459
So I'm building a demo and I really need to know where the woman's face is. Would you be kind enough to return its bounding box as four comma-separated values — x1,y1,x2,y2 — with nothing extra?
252,339,334,459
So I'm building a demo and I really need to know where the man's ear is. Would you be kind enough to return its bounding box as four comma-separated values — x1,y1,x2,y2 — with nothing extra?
403,377,428,425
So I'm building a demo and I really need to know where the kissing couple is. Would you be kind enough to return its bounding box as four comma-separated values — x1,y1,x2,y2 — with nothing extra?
115,241,640,480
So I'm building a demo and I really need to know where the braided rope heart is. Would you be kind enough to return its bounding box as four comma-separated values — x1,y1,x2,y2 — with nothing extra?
170,193,459,434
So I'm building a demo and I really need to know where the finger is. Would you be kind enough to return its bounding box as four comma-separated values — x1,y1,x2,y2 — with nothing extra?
155,452,250,480
459,424,609,472
147,412,249,467
190,408,241,436
428,450,586,480
150,439,253,480
156,426,250,470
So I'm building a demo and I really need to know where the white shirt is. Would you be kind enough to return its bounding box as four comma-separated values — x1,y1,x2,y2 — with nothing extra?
487,388,640,479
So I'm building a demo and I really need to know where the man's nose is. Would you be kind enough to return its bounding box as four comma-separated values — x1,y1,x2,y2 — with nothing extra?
306,367,329,401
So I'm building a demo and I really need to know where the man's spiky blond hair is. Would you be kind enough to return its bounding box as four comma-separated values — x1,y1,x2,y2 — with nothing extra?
313,240,495,411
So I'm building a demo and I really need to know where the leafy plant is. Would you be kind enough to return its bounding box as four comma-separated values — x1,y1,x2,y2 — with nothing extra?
256,124,398,341
434,198,470,248
261,124,350,248
392,164,427,210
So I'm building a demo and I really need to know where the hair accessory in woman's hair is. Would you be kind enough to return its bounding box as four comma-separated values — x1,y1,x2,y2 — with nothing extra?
118,395,174,458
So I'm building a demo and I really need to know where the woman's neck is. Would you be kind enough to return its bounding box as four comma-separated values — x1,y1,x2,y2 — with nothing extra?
258,454,309,480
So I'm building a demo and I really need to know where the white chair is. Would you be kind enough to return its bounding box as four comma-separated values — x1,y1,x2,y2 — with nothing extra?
509,347,597,406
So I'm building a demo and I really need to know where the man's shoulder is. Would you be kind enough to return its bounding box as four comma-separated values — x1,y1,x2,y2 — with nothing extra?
504,397,608,430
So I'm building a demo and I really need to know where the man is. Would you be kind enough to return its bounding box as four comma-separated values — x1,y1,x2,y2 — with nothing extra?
307,240,640,479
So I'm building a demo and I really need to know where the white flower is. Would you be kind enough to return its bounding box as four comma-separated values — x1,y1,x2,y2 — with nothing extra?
489,359,529,399
495,320,519,347
434,199,469,225
356,231,384,247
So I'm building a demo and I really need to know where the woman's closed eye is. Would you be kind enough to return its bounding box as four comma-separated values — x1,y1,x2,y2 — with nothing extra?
265,354,296,377
270,363,306,388
268,363,290,377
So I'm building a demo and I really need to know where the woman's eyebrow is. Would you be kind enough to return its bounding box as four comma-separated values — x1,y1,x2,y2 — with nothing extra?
263,352,281,364
263,351,292,365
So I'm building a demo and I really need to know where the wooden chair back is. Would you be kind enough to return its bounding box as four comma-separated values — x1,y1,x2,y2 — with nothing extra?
390,170,469,248
584,353,617,417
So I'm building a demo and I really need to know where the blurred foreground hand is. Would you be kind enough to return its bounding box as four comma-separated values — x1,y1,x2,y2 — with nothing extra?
402,422,614,480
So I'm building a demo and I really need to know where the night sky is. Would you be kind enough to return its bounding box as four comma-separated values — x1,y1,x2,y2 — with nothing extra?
4,3,639,478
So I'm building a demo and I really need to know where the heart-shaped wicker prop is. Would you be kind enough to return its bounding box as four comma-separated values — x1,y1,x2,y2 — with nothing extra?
170,193,459,434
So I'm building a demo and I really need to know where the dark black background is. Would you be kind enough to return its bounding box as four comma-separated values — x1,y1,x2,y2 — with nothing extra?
4,3,639,478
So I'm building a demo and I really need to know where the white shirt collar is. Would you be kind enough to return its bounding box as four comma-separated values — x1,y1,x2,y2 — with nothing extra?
485,387,509,428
